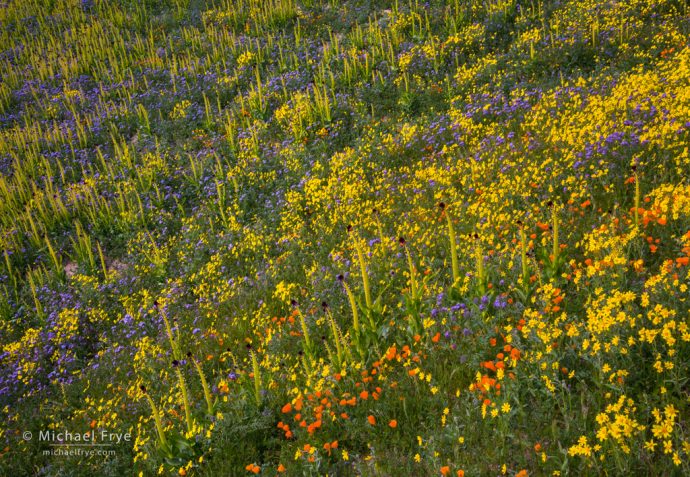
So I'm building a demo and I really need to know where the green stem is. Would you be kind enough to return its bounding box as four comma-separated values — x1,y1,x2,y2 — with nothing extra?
175,366,194,434
375,215,387,251
406,248,417,297
446,210,460,284
298,309,313,359
475,239,486,293
329,313,343,367
343,281,361,336
251,352,262,406
354,239,372,309
160,307,181,360
144,392,169,451
634,172,640,228
552,205,560,263
520,227,529,287
192,356,214,415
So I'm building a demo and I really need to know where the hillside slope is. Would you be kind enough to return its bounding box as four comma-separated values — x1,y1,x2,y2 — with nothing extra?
1,0,689,475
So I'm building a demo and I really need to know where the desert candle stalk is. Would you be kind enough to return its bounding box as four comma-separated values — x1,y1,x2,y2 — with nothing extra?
142,389,168,451
354,239,372,309
190,354,214,415
634,171,640,228
343,281,361,336
174,363,194,434
552,204,560,262
251,351,262,406
475,239,485,291
329,314,344,366
445,208,460,284
298,309,313,357
406,248,417,297
520,227,529,286
160,307,181,360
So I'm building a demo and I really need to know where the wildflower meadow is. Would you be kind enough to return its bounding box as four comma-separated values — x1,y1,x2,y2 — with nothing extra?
1,0,690,475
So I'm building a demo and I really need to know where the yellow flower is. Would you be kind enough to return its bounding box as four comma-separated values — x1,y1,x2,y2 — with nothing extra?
568,436,592,457
664,404,678,420
652,421,673,440
673,452,681,466
596,413,609,425
237,51,255,67
663,440,673,454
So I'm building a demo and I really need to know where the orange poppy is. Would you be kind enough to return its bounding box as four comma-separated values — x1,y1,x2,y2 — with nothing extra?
385,346,397,360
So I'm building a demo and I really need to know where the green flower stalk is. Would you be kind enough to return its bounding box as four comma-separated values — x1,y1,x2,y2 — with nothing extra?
474,235,486,293
551,202,560,262
341,278,361,336
633,167,640,228
3,249,13,282
251,351,262,406
136,103,150,134
325,340,338,371
519,224,529,287
340,275,367,362
97,241,108,280
141,386,169,452
27,272,43,318
301,353,312,377
4,249,17,299
189,352,214,416
327,305,352,363
398,237,418,298
159,305,181,360
173,360,194,434
44,234,62,279
373,209,387,251
353,237,372,309
403,239,418,297
441,203,460,285
328,312,344,367
297,308,314,361
174,318,182,353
